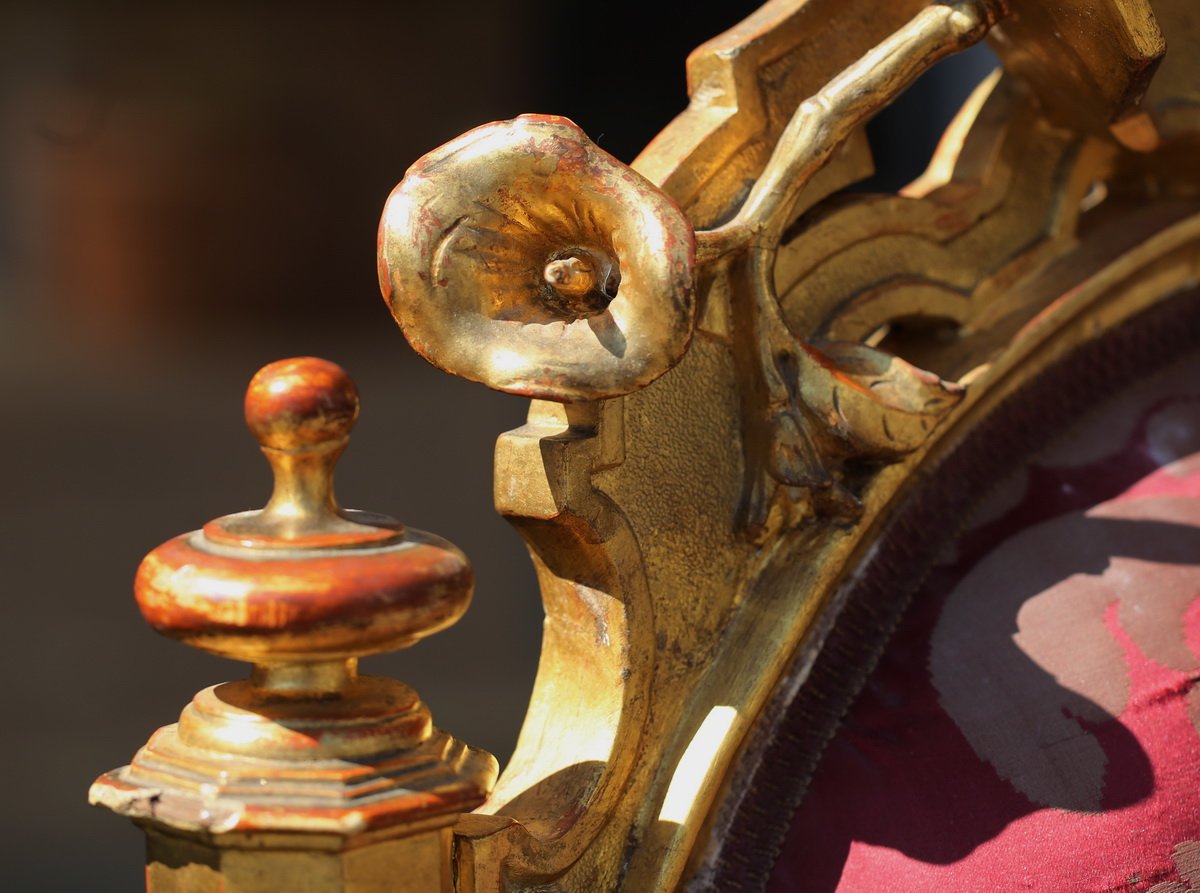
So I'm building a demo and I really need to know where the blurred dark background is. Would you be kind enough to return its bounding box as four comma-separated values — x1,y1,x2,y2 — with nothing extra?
0,2,993,889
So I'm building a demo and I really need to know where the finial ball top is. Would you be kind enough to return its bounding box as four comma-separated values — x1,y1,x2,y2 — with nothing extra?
244,357,359,452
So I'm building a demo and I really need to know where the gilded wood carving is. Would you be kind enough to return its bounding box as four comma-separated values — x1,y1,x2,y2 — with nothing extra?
92,0,1200,891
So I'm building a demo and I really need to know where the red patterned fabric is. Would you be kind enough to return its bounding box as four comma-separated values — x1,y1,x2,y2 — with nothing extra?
770,366,1200,892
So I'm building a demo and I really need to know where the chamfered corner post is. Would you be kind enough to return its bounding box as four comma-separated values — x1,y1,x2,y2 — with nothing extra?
89,356,497,893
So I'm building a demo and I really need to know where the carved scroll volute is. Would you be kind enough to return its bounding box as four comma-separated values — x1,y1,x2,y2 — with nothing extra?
378,114,698,403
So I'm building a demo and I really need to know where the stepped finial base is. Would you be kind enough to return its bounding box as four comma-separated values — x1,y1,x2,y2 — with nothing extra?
90,675,497,838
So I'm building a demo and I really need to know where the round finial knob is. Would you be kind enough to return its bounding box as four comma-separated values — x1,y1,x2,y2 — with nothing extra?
205,357,397,549
245,356,359,452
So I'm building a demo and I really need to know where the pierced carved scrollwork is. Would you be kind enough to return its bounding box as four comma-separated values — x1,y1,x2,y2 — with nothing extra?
379,3,1000,536
692,0,994,533
373,0,1200,892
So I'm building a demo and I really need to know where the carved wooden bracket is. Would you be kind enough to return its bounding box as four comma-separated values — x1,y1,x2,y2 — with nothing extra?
89,0,1200,891
374,1,1200,890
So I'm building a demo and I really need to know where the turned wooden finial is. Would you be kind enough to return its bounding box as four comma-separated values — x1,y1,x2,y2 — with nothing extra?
91,357,496,892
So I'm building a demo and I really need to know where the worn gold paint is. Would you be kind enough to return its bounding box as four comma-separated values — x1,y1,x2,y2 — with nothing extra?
93,1,1200,891
378,2,1200,891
